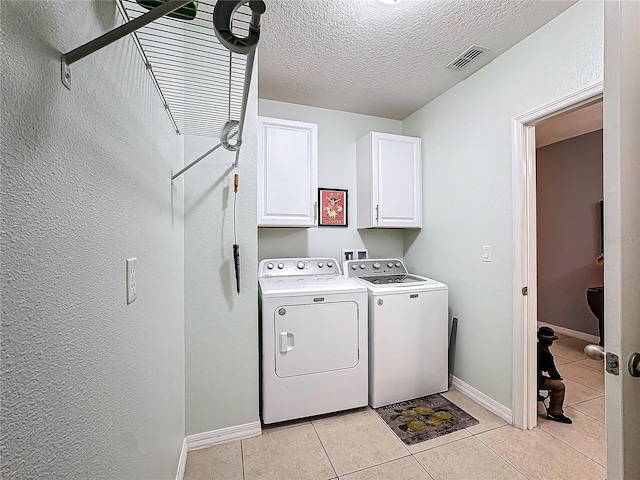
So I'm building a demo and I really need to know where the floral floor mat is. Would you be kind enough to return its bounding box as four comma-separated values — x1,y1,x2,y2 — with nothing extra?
375,394,479,445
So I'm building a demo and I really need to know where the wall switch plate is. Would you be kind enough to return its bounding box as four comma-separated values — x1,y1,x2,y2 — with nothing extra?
482,246,492,262
126,258,137,304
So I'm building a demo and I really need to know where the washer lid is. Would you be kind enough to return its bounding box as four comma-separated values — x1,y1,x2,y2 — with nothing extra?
360,274,431,285
355,275,448,294
259,274,366,297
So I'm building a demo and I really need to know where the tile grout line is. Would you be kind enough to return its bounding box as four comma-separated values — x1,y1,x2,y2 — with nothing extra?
473,427,532,480
566,407,606,425
532,424,607,470
333,453,415,478
408,452,436,480
309,421,338,479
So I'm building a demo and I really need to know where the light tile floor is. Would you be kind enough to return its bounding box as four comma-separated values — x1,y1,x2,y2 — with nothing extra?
184,335,605,480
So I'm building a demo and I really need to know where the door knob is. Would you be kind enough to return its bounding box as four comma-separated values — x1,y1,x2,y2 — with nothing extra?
629,352,640,377
584,344,605,361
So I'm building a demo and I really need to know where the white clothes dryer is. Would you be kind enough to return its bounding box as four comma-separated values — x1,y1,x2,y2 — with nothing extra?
344,259,448,408
259,258,368,424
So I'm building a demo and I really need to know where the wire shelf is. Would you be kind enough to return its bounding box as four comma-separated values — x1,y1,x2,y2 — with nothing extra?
120,0,253,137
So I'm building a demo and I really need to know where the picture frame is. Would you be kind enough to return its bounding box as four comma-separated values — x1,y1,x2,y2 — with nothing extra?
318,188,348,227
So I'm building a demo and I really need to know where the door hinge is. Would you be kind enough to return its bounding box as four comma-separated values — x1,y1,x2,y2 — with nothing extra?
521,286,528,296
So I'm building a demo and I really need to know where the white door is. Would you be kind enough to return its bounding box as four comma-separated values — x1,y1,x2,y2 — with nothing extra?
603,1,640,478
274,302,359,378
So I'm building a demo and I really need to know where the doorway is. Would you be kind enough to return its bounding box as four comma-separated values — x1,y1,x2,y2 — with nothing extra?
534,100,605,465
511,82,603,431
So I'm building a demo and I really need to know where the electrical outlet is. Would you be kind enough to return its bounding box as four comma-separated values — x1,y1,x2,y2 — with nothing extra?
356,249,368,260
341,249,356,262
126,258,137,304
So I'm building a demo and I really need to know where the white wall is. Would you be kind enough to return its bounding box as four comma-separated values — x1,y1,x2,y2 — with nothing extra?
1,2,184,478
184,66,259,435
402,0,603,408
258,100,405,263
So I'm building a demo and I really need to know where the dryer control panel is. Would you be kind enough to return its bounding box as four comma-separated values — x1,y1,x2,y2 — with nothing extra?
259,258,341,277
343,259,408,277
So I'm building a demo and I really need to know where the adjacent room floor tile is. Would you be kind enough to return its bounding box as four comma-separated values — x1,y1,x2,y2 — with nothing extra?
477,425,606,480
538,406,606,467
553,354,573,365
339,456,433,480
414,436,526,480
441,389,507,434
559,362,605,392
576,358,605,373
406,428,471,454
571,395,605,422
312,409,409,476
184,441,243,480
563,378,602,406
550,338,589,362
242,423,335,480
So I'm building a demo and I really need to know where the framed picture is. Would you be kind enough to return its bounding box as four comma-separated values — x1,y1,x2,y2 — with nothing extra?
318,188,348,227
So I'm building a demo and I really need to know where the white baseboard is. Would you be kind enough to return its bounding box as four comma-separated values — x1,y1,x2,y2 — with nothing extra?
537,322,600,344
175,439,187,480
451,376,512,424
185,421,262,452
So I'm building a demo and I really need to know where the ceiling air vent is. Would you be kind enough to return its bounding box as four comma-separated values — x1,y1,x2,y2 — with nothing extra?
446,45,489,70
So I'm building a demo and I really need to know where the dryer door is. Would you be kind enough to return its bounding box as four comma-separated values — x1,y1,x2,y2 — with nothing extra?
274,301,359,378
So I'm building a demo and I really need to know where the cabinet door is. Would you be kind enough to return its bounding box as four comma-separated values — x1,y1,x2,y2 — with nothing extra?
372,133,422,228
257,117,318,227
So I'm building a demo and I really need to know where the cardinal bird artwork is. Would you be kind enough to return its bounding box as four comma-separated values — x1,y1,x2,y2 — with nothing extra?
318,188,348,227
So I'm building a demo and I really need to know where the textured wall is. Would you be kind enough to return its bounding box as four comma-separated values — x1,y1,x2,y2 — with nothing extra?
1,2,185,478
184,63,259,435
257,100,405,264
537,131,604,335
402,0,603,408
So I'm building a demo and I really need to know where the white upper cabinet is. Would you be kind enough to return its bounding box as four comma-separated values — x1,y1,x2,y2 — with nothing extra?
356,132,422,229
257,117,318,227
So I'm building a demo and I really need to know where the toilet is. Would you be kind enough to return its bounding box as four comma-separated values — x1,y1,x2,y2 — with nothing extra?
587,286,604,346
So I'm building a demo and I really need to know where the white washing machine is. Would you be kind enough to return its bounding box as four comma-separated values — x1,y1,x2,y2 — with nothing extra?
259,258,368,424
344,259,448,408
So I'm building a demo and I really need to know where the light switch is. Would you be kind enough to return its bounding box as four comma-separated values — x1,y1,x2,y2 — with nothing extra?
482,246,492,262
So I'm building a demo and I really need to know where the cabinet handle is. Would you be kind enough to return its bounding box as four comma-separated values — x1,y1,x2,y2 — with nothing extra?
314,202,317,223
375,204,379,224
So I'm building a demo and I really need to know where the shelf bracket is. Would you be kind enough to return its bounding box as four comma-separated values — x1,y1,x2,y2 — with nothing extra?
60,0,192,90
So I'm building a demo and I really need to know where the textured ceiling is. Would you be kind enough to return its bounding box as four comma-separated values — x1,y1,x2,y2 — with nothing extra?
258,0,577,119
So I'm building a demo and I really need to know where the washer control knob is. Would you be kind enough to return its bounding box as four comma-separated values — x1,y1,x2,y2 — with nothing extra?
327,261,333,268
267,263,274,270
317,262,323,268
395,262,401,268
373,262,381,269
387,262,394,268
351,264,358,270
277,263,284,269
360,264,366,269
297,261,305,270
